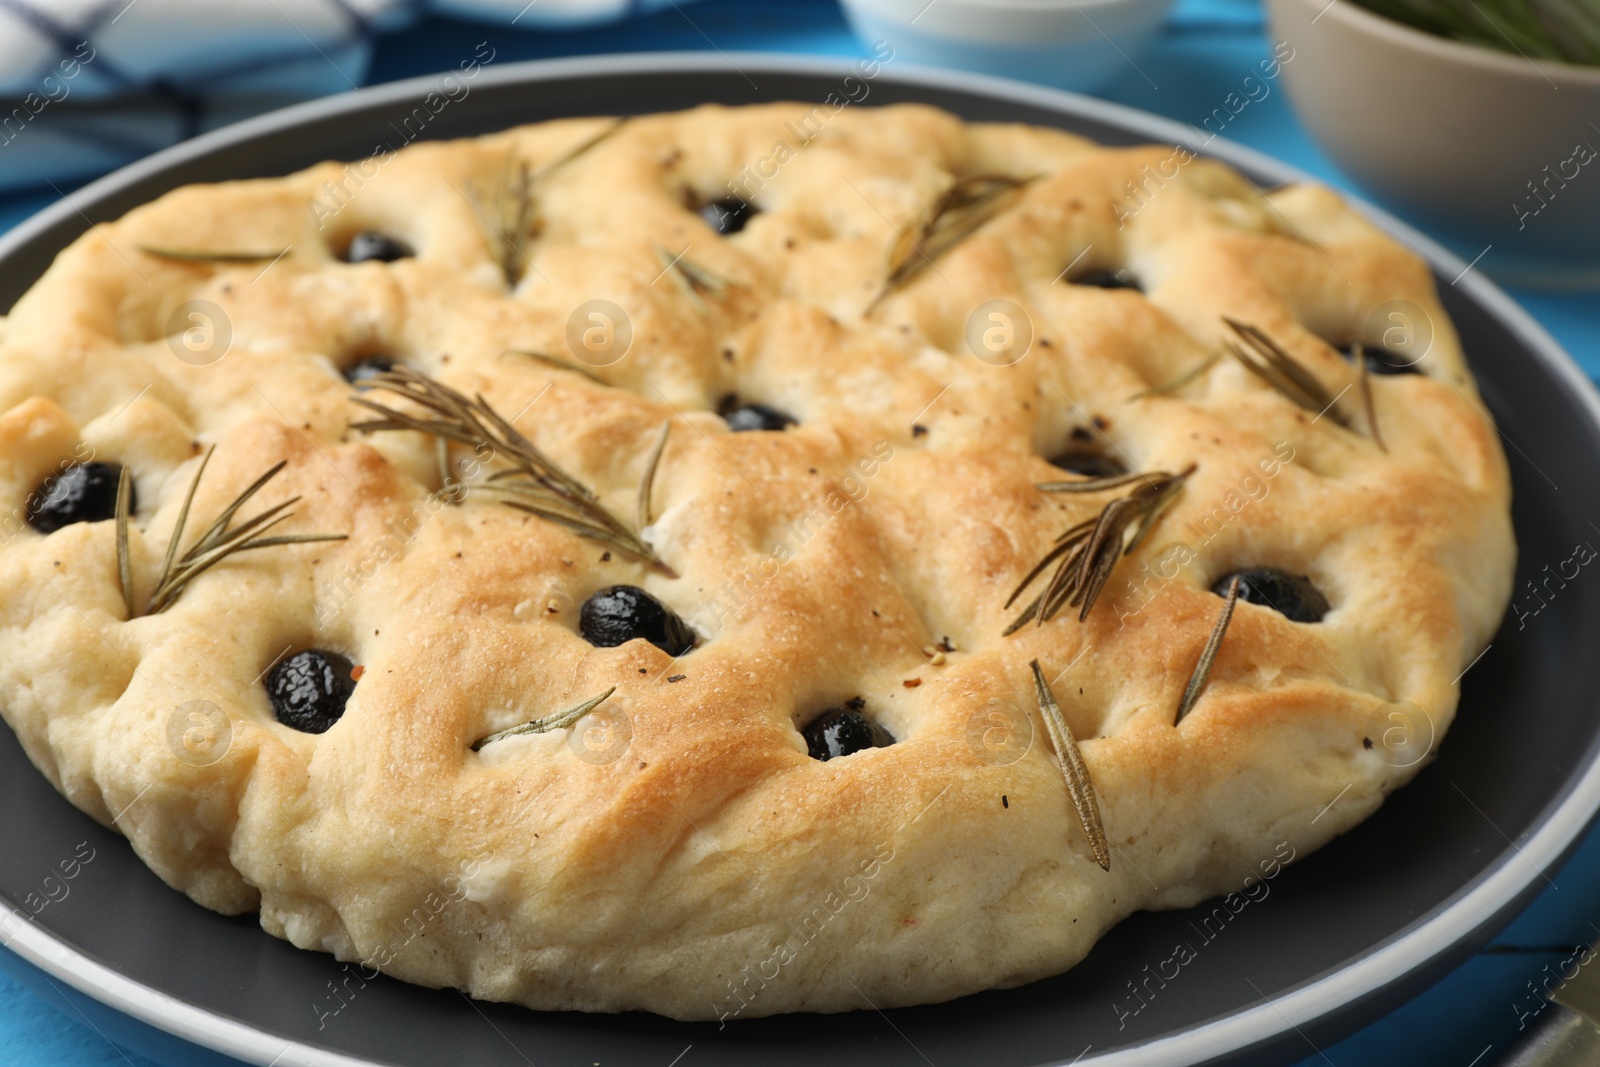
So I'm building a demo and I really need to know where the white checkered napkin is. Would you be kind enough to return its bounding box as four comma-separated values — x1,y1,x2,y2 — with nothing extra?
0,0,700,193
0,0,413,101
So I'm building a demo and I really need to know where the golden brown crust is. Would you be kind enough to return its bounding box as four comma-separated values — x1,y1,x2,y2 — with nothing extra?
0,102,1512,1018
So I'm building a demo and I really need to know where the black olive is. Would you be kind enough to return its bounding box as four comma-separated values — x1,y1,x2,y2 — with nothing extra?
27,462,128,533
718,395,796,433
698,197,757,235
580,585,696,655
343,231,413,264
803,704,895,761
267,649,357,734
343,355,398,383
1339,343,1424,376
1072,267,1142,291
1213,568,1329,623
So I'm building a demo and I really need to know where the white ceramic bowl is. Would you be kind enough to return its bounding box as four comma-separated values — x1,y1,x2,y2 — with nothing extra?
840,0,1176,94
1268,0,1600,288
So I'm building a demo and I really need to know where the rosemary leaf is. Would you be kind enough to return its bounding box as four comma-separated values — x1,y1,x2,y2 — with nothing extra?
114,465,134,619
673,254,730,296
1037,470,1152,494
236,534,352,548
495,155,534,286
1224,317,1351,428
656,245,731,309
506,349,607,385
471,686,617,751
1127,348,1224,400
1001,595,1042,636
436,436,456,501
532,118,627,182
638,421,670,531
476,476,608,526
1175,576,1240,724
351,367,675,576
139,246,289,263
1355,344,1388,452
158,445,213,593
497,498,627,541
869,174,1035,309
1030,660,1110,872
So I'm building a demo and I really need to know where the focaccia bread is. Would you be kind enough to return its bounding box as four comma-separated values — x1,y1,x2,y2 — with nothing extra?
0,102,1513,1018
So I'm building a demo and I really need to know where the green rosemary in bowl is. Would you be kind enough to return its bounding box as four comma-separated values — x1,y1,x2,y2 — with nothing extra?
1354,0,1600,65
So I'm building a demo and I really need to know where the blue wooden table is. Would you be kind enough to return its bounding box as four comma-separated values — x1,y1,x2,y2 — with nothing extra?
1,1,1596,1063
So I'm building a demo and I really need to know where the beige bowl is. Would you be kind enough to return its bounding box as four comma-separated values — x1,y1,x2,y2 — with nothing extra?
1267,0,1600,287
839,0,1176,94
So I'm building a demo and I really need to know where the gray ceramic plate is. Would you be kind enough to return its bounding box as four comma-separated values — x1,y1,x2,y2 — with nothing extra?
1,53,1597,1067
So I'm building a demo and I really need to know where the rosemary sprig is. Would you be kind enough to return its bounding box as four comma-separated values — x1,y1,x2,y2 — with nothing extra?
506,349,607,385
868,174,1035,310
1030,660,1110,872
480,120,626,287
1354,344,1388,452
1175,576,1241,724
1223,317,1351,428
1004,466,1194,634
1128,348,1224,401
139,246,289,263
471,686,616,751
638,421,670,530
349,367,675,575
114,446,347,617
